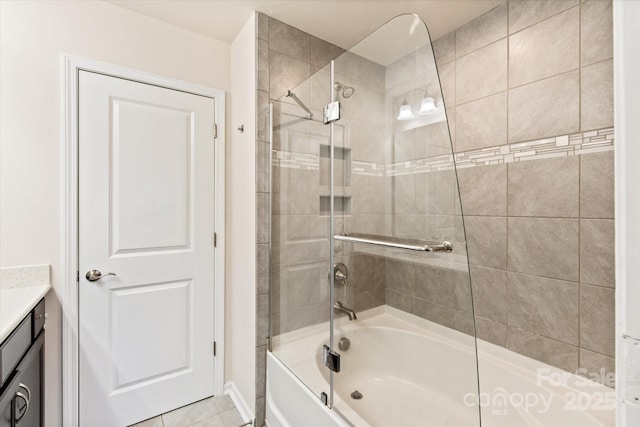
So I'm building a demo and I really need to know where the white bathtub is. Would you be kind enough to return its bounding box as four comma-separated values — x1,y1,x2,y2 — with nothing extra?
266,305,615,427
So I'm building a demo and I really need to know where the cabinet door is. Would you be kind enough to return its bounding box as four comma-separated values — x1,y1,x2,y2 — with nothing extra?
15,334,43,427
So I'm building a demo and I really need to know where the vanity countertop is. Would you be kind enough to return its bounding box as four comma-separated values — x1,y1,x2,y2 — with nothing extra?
0,265,51,343
0,285,50,343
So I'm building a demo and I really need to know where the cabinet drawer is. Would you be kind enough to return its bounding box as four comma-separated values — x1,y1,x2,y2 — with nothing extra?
32,299,46,339
0,316,32,385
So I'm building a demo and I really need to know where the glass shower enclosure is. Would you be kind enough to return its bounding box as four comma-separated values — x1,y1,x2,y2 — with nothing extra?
269,14,480,426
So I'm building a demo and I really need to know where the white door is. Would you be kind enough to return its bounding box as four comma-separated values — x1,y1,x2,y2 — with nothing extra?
78,70,216,426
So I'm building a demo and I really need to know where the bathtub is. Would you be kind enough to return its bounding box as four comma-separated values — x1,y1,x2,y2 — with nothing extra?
266,305,615,427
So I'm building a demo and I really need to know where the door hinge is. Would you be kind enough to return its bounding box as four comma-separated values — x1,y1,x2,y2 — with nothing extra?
323,101,340,124
213,233,217,247
213,341,217,356
323,344,340,373
76,271,79,282
213,123,218,139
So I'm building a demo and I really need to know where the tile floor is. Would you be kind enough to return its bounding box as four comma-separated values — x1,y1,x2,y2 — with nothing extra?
130,395,246,427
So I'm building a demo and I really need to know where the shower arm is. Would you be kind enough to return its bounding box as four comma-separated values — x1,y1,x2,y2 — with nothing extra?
286,90,313,119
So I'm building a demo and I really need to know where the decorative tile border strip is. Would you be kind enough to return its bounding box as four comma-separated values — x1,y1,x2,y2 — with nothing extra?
272,127,614,175
272,150,319,170
351,160,386,177
389,127,614,176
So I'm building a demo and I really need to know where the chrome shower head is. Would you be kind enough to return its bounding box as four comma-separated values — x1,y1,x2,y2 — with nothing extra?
335,82,355,98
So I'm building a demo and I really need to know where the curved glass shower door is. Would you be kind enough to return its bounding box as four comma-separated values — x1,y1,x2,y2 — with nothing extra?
270,14,480,427
327,15,480,426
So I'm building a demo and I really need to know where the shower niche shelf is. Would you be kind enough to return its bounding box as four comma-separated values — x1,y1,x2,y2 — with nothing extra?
320,196,351,216
319,144,351,187
319,143,352,216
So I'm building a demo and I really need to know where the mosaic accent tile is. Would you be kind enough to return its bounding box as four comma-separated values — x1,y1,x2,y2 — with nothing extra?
351,160,386,177
450,127,613,173
387,127,612,176
272,127,614,177
272,150,319,170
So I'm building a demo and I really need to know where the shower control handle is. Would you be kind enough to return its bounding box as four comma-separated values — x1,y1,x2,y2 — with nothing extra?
85,270,116,282
332,263,349,287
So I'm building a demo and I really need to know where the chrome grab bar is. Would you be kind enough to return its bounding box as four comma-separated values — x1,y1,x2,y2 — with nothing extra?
333,233,453,253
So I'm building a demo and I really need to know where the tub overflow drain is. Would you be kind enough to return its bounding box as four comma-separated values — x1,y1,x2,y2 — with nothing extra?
351,390,363,400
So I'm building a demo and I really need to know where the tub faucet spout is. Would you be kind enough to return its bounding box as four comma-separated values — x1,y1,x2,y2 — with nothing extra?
334,301,357,321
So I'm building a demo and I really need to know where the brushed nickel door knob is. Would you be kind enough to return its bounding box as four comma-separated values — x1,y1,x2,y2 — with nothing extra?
85,270,116,282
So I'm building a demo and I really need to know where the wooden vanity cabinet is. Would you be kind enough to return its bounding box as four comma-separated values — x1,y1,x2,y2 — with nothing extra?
0,300,45,427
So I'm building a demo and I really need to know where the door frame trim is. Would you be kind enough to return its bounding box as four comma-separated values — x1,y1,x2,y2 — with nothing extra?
62,54,226,426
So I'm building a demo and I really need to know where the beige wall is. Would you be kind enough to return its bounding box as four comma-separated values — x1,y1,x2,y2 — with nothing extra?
0,1,230,424
227,12,257,416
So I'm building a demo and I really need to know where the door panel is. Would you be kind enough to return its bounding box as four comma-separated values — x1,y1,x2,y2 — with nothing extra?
111,280,192,390
78,71,216,426
112,98,192,254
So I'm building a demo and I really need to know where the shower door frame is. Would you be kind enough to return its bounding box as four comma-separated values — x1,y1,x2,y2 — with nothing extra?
328,58,338,408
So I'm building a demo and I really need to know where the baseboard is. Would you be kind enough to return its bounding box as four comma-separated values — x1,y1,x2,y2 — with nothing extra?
224,381,254,424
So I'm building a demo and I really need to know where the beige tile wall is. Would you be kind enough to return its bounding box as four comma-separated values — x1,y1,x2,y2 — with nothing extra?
258,14,336,424
266,22,389,337
429,0,615,383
